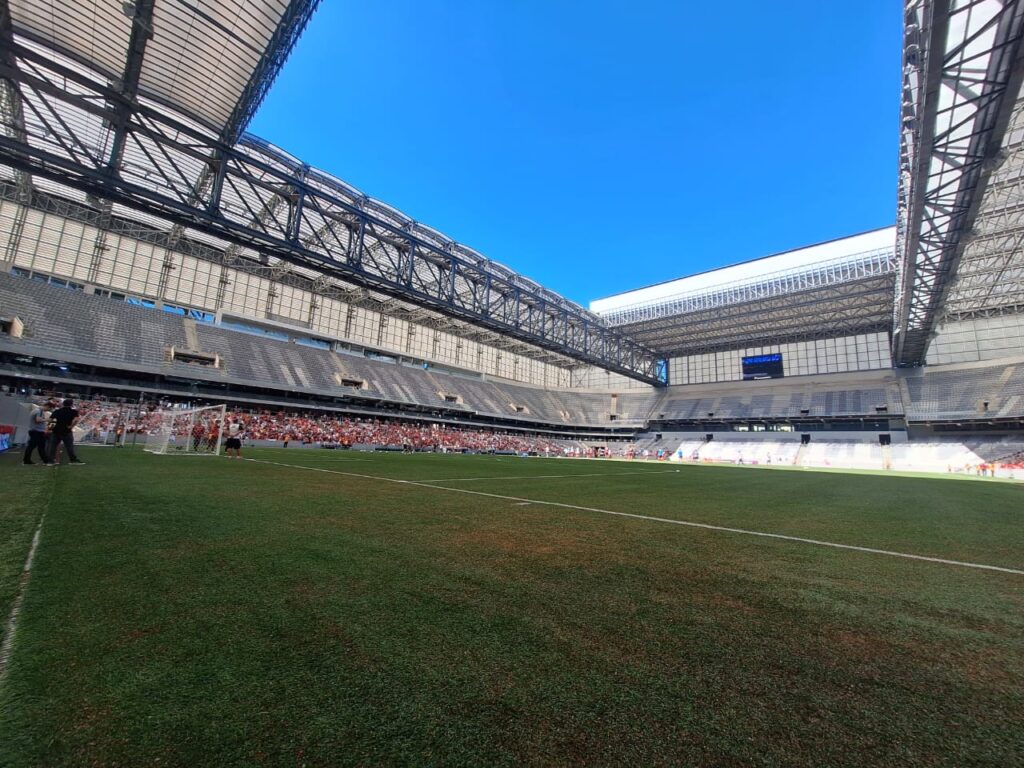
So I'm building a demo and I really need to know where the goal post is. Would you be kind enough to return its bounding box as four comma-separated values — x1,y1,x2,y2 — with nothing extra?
74,402,133,447
144,404,227,456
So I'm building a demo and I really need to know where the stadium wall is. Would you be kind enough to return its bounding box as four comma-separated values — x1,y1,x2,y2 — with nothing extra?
0,395,28,447
0,201,574,389
667,332,892,385
926,314,1024,365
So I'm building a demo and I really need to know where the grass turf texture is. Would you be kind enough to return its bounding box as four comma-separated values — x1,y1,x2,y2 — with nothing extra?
0,448,1021,766
0,460,48,637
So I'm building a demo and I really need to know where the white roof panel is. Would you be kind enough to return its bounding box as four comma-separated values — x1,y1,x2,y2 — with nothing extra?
141,0,287,130
9,0,131,79
9,0,299,133
590,227,897,314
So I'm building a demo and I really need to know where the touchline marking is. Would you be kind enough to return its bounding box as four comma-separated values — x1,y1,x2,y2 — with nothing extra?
0,514,44,685
271,457,371,462
417,470,679,483
242,459,1024,576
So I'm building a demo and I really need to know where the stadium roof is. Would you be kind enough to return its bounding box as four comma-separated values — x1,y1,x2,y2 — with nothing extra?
941,77,1024,322
5,0,320,140
894,0,1024,365
4,1,1023,379
590,229,897,356
0,2,663,384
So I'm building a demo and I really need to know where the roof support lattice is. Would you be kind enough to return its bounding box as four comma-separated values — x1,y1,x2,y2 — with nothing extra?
220,0,322,144
105,0,155,173
0,41,663,385
894,0,1024,365
0,1,30,199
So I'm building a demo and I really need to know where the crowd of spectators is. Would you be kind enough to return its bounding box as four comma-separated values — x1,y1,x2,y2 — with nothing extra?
16,388,1024,469
217,410,568,454
997,450,1024,471
33,393,574,454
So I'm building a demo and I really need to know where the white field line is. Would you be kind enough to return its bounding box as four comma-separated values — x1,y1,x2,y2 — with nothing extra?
243,458,1024,576
263,457,371,462
0,514,45,685
417,470,679,483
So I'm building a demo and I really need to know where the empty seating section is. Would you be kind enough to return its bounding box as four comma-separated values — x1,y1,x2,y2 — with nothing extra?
505,385,563,420
889,439,1024,472
331,354,396,397
691,440,802,465
1002,365,1024,405
617,392,660,421
660,382,895,420
902,364,1024,420
633,431,697,455
193,326,325,392
799,441,883,469
0,271,187,365
550,391,607,424
670,439,707,459
888,442,980,472
631,434,663,453
965,440,1024,461
667,436,1024,476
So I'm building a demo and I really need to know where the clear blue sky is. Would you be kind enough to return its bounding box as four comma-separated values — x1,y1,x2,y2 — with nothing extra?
250,0,901,307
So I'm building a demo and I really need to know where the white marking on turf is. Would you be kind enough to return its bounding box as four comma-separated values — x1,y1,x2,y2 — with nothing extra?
0,515,45,685
241,459,1024,576
416,470,678,483
271,457,371,462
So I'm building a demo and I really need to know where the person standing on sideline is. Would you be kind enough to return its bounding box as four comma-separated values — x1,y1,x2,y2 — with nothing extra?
48,398,84,465
23,399,52,465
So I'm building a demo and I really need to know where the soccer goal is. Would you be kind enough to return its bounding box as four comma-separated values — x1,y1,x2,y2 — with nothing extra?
144,404,227,456
74,403,133,447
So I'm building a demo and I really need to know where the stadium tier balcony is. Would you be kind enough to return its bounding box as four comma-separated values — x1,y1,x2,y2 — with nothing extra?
0,271,655,426
902,362,1024,421
7,270,1024,431
0,271,189,366
658,379,897,421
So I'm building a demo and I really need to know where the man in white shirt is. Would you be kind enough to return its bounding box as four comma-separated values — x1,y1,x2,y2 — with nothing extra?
23,400,53,465
224,419,243,459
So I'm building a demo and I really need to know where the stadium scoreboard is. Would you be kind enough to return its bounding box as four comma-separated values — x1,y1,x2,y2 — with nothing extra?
742,353,784,380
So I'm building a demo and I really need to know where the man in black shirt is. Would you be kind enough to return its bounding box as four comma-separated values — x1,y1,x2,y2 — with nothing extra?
48,398,84,465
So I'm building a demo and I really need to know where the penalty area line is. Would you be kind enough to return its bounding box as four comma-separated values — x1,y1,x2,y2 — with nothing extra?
242,458,1024,576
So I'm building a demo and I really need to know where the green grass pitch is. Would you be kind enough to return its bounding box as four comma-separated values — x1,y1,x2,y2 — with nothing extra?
0,447,1022,766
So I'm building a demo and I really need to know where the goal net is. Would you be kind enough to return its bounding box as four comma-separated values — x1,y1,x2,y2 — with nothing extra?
74,402,134,447
144,404,227,456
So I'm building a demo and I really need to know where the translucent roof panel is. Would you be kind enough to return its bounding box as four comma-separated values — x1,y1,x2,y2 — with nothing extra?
591,228,897,315
940,78,1024,318
142,0,287,130
894,0,1024,364
9,0,301,133
9,0,131,80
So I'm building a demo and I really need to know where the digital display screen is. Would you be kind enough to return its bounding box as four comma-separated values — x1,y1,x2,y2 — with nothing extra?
742,353,784,380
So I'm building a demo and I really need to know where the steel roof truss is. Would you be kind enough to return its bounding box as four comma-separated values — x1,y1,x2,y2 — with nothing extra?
894,0,1024,365
0,47,662,382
